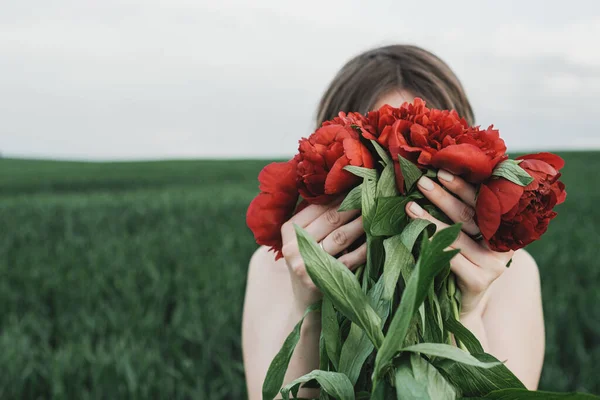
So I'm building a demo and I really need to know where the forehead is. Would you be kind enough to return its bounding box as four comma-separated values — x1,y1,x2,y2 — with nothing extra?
372,89,415,110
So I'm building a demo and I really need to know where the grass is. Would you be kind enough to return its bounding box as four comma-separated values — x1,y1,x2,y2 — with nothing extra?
0,153,598,398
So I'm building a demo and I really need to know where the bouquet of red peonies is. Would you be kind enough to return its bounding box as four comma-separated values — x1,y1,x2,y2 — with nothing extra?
247,99,583,399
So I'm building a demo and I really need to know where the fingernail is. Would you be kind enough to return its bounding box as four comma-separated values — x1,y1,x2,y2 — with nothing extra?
408,201,424,216
417,176,435,191
438,170,454,182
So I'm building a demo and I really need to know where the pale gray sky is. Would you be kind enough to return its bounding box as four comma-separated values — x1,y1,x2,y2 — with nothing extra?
1,0,599,160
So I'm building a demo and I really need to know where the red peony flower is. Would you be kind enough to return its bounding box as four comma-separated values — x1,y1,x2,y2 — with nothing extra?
295,112,375,204
246,160,299,259
246,112,375,259
431,125,507,182
475,152,567,252
364,99,506,193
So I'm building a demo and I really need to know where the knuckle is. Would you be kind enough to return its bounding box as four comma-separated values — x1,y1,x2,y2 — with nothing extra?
289,260,306,276
357,245,367,259
325,208,341,225
458,205,475,223
332,229,347,246
468,274,489,294
451,178,468,194
452,178,465,191
281,242,296,257
280,221,292,235
491,258,507,275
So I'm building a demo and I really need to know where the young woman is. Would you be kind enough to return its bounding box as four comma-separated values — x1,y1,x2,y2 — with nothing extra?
242,45,545,399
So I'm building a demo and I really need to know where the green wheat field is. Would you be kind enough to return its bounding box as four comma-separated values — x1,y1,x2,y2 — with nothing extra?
0,152,598,399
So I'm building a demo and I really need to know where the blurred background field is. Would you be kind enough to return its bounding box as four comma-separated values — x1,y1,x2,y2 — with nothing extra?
0,152,598,399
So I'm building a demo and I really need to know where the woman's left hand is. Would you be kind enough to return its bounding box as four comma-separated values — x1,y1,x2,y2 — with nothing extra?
405,170,513,319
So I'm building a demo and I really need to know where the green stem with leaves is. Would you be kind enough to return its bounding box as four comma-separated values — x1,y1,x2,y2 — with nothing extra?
447,273,468,352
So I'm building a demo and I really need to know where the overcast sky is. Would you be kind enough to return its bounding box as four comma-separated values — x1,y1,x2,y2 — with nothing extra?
1,0,599,160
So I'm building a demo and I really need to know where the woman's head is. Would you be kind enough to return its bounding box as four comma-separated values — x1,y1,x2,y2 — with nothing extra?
316,44,474,127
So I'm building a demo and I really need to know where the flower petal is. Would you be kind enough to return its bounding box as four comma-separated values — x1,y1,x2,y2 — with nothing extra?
485,178,524,214
431,143,494,182
554,181,567,205
475,183,502,240
246,191,299,259
519,159,558,176
324,155,357,195
258,160,298,193
517,152,565,171
343,138,373,167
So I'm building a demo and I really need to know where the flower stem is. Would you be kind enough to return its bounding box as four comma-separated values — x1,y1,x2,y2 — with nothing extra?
448,273,469,352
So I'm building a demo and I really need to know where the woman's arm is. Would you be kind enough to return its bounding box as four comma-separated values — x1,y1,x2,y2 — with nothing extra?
481,249,545,389
406,171,545,389
244,170,546,397
242,247,321,400
243,201,367,400
456,250,544,389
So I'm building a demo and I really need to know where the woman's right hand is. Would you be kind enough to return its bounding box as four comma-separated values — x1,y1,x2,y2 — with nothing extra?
280,200,367,310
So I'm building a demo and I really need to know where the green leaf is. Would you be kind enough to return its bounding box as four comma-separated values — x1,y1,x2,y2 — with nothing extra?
423,223,462,265
365,236,385,285
361,177,378,232
444,317,484,354
338,275,390,385
371,379,395,400
395,353,457,400
491,159,534,186
424,204,453,225
262,302,321,400
421,295,445,345
344,165,378,180
464,389,600,399
319,331,330,376
295,225,384,348
321,297,341,369
319,333,331,399
371,140,393,166
377,163,398,198
425,168,438,179
280,370,355,400
435,353,525,397
399,155,423,191
338,185,363,212
370,196,414,236
400,219,434,251
374,225,462,380
338,323,373,385
402,343,500,368
382,235,414,301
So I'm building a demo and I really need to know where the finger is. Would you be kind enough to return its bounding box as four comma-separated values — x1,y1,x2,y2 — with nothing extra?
320,216,364,256
281,198,344,243
303,206,361,243
405,201,491,266
337,242,367,271
416,176,479,236
436,170,477,207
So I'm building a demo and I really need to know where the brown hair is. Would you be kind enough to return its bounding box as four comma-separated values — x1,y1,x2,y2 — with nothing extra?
316,45,475,127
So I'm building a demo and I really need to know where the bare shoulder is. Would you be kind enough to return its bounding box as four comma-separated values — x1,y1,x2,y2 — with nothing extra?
244,246,293,320
489,249,541,298
484,249,545,389
247,246,290,287
243,248,294,397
